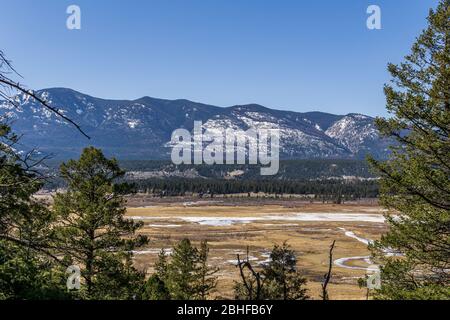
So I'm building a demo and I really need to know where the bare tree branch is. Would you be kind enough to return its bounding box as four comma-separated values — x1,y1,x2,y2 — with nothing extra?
236,246,263,300
0,50,90,139
0,78,90,139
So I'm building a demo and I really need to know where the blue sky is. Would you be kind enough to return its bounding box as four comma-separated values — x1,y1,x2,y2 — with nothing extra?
0,0,438,116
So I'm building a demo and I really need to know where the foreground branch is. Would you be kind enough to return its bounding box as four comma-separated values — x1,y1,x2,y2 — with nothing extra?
0,78,90,139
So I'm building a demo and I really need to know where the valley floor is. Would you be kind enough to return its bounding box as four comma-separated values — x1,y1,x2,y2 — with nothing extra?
126,197,387,300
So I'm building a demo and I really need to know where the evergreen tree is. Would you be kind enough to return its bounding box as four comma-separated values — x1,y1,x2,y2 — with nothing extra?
262,242,308,300
156,239,218,300
0,51,88,299
166,239,199,300
142,274,170,300
368,0,450,300
194,240,218,300
155,248,169,282
0,239,68,299
53,147,148,299
0,124,67,299
0,124,53,250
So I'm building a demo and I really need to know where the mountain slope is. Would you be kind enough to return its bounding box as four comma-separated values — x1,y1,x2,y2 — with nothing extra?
0,88,390,159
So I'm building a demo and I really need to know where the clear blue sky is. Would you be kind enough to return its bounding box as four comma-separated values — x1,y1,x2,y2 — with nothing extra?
0,0,438,116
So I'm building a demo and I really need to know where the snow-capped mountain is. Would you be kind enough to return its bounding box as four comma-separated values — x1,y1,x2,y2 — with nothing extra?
0,88,390,159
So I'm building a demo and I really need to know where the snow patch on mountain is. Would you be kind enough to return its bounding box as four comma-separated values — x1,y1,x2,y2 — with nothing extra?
325,114,378,153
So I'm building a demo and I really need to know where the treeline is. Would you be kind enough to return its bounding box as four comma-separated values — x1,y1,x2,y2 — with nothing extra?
132,178,379,200
120,159,376,180
42,161,379,200
43,159,376,181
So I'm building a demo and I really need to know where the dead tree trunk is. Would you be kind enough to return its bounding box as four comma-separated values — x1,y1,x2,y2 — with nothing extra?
321,240,336,300
236,246,262,300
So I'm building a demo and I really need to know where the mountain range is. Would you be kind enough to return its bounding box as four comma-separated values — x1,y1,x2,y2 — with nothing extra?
0,88,391,160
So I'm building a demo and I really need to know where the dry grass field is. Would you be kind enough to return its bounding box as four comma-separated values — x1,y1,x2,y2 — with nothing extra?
126,197,388,300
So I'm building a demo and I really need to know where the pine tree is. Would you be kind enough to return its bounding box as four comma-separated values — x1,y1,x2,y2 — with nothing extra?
166,239,199,300
368,0,450,300
0,241,68,300
160,239,218,300
0,124,67,299
53,147,148,299
142,274,170,300
155,248,169,282
261,242,308,300
0,125,52,249
194,240,218,300
0,51,92,299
